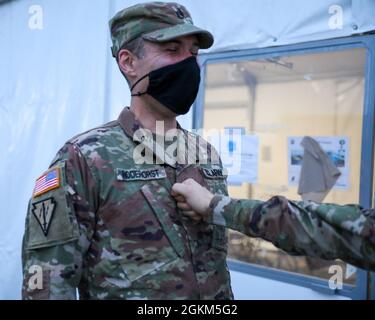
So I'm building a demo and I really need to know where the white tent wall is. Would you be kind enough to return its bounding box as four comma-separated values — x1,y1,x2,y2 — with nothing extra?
0,0,111,299
1,0,374,300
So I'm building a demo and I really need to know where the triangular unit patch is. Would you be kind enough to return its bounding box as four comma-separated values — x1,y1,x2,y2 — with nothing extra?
31,198,56,236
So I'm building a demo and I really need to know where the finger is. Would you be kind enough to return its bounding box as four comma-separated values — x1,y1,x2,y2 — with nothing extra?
182,211,202,221
183,178,197,186
174,195,186,202
171,183,188,196
176,196,186,202
191,215,202,222
177,202,192,211
182,210,197,217
171,188,182,197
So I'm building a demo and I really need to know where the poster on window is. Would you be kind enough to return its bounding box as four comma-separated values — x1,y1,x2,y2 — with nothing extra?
207,128,259,185
288,136,349,190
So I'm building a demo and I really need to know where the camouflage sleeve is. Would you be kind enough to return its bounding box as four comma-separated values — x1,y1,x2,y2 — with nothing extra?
208,195,375,271
22,143,98,299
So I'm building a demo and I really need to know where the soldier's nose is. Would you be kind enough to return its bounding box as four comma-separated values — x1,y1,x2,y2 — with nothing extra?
180,50,195,60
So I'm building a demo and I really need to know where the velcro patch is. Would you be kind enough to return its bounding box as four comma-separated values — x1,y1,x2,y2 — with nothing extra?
116,168,167,181
202,167,226,179
31,197,56,236
33,168,60,197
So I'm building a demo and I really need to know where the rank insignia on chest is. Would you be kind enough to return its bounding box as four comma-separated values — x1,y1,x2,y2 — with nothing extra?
31,197,56,236
33,167,61,197
116,168,167,181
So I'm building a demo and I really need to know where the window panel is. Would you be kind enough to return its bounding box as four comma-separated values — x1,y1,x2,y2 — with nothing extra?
203,48,367,284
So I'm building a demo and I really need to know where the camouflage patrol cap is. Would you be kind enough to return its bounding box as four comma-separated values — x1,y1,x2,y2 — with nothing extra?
109,1,214,58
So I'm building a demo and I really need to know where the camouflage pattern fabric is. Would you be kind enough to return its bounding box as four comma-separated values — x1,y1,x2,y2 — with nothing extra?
109,2,214,58
22,108,232,300
209,195,375,271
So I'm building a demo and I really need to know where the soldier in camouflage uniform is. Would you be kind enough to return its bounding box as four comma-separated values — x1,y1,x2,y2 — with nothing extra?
22,2,232,299
172,179,375,271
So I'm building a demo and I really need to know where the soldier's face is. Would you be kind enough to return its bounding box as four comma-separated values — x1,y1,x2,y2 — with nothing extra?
132,35,200,91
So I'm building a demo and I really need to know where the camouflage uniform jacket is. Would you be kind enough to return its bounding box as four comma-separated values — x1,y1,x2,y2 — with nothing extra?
209,195,375,271
22,108,232,300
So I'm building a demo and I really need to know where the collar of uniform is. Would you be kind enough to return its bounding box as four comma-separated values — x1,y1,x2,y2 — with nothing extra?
117,107,201,169
117,107,142,139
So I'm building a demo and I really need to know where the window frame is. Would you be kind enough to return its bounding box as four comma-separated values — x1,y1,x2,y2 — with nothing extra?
193,34,375,300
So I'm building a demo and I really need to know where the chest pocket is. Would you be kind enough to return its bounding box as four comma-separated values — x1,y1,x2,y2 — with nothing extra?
103,173,185,284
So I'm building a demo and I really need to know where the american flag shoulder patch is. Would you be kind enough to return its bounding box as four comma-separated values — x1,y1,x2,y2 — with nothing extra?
33,167,61,197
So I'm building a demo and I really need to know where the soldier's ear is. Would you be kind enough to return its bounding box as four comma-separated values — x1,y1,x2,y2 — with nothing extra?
118,49,137,79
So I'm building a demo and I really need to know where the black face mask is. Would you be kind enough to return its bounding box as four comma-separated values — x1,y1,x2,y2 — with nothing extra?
131,56,201,115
